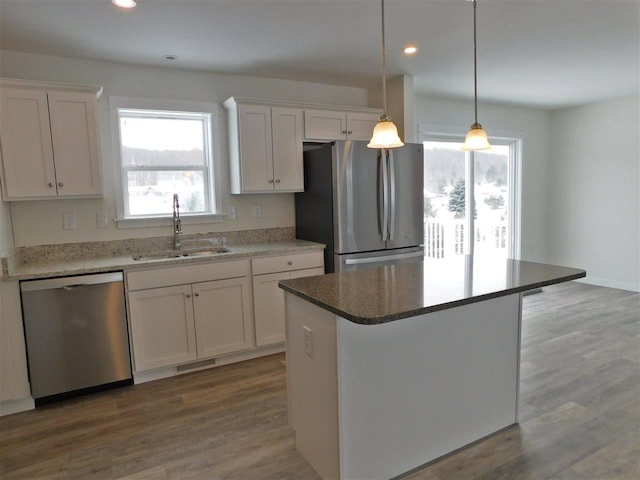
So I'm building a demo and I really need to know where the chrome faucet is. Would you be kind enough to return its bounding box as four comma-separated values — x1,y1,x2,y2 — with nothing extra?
172,193,182,250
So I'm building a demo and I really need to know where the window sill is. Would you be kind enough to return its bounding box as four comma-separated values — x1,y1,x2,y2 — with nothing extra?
116,213,225,229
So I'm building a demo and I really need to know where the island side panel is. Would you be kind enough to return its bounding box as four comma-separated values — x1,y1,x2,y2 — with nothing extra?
285,293,340,480
336,293,522,480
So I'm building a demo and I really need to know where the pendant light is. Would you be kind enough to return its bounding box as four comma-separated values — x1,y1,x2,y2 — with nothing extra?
368,0,404,149
112,0,136,8
462,0,491,151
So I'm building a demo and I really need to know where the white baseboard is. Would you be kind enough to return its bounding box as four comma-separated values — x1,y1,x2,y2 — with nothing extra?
0,397,35,417
576,276,640,293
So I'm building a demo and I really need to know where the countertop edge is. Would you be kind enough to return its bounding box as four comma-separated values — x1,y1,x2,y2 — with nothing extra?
279,269,587,325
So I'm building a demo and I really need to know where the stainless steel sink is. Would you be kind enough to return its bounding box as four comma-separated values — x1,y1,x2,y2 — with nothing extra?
132,247,229,261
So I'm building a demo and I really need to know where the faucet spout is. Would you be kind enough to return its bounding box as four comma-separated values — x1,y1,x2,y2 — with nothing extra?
173,193,182,250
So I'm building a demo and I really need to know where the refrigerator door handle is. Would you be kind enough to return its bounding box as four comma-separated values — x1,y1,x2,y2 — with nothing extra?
388,149,396,241
379,149,389,241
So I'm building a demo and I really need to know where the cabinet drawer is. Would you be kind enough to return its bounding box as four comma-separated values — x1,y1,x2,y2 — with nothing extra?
127,259,250,291
252,251,323,275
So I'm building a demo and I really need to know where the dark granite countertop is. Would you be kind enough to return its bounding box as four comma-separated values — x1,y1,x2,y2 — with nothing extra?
279,256,586,325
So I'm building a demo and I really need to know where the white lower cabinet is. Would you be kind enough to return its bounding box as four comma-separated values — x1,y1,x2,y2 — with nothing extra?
126,252,323,374
128,285,197,371
252,252,324,346
127,260,254,373
192,277,253,358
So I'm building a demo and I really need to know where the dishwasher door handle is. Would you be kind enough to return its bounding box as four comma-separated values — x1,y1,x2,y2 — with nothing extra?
62,284,88,291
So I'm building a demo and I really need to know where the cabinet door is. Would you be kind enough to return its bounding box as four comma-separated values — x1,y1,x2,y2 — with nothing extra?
128,285,197,372
253,271,290,347
272,107,303,192
237,104,274,192
304,109,347,141
48,91,102,196
192,277,254,358
253,267,324,347
346,112,380,141
0,88,57,199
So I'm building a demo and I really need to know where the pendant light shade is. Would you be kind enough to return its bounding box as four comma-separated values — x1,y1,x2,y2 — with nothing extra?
368,115,404,148
462,0,491,152
462,123,491,151
368,0,404,149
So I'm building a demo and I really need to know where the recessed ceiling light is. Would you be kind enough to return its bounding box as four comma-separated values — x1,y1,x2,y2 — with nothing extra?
403,46,418,55
112,0,136,8
162,55,178,61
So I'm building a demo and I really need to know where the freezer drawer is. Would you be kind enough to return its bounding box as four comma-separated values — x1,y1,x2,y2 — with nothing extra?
20,272,132,403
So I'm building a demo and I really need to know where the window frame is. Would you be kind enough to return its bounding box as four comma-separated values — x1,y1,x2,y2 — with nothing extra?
419,125,522,260
109,96,224,228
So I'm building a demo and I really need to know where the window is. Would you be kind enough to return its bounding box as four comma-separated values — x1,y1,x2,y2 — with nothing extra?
422,137,521,260
110,97,222,226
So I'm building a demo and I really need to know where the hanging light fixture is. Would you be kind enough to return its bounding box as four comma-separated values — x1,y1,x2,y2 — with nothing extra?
112,0,137,8
368,0,404,149
462,0,491,151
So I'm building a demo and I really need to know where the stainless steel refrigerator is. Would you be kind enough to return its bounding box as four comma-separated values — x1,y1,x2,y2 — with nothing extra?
295,140,424,273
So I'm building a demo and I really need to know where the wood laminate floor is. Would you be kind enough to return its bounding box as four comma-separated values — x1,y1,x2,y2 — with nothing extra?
0,282,638,480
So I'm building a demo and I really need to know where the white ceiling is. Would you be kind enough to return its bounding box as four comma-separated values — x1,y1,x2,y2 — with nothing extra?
1,0,638,109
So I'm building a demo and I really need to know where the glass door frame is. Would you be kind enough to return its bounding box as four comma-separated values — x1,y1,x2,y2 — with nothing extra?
422,132,522,260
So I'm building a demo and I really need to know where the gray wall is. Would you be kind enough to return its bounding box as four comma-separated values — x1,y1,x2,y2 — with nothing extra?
547,95,639,291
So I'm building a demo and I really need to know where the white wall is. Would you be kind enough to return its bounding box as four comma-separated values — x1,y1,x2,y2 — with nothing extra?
547,95,640,292
0,50,370,247
413,95,552,263
0,202,13,261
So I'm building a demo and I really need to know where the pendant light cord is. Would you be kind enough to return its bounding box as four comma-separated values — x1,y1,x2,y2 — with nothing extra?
472,0,479,125
381,0,388,119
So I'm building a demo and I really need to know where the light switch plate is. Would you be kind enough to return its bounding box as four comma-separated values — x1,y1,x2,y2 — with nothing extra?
97,212,109,228
63,213,77,230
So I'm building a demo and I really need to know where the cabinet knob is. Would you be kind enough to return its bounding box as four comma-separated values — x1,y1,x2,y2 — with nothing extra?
48,182,54,188
185,293,192,298
347,130,353,134
342,129,347,134
194,293,200,297
58,182,64,187
287,260,293,265
268,179,274,183
275,179,281,183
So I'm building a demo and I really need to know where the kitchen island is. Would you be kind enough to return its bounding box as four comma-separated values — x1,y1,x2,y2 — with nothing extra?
279,256,586,480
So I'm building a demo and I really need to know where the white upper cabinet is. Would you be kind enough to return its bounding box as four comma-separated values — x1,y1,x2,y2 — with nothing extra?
225,98,303,194
0,79,103,201
304,109,381,142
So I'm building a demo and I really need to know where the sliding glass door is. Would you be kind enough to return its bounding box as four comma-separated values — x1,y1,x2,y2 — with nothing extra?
423,138,519,260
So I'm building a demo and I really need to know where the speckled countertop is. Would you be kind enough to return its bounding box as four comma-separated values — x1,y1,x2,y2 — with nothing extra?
2,228,324,281
279,256,586,325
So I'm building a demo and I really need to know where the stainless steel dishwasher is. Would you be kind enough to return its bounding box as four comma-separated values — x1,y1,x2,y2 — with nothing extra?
20,272,132,405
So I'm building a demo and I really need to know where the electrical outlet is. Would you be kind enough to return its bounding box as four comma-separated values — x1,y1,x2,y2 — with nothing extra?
303,325,313,357
253,204,262,219
63,212,77,230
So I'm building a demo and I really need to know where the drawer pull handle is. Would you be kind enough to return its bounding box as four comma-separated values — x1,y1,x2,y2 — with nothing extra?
287,260,293,265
